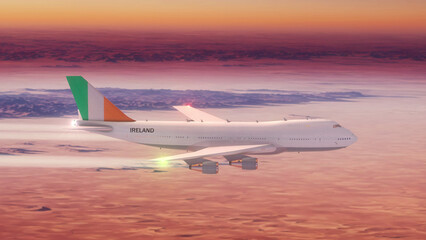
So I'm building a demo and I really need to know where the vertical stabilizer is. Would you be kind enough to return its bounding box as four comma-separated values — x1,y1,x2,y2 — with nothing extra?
66,76,134,122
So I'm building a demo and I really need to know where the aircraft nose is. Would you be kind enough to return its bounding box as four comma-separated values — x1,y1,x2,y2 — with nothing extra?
349,131,358,144
343,128,357,146
352,134,358,143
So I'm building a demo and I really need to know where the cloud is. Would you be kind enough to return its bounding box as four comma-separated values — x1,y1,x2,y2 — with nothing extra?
0,88,371,119
33,206,51,212
0,31,424,64
56,144,107,153
0,148,44,155
40,64,82,68
0,153,14,156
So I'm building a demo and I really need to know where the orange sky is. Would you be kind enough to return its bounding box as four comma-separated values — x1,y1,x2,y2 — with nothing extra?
1,0,425,33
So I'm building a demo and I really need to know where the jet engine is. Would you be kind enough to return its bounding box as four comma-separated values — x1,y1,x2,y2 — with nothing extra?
228,156,258,170
185,159,219,174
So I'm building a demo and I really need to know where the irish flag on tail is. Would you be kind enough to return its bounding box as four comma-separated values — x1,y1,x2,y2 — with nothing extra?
66,76,134,122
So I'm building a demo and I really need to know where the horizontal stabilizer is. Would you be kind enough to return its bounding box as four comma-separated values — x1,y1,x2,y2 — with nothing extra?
71,126,113,132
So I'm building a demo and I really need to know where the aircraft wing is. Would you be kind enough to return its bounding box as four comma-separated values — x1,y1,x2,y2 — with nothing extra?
153,144,273,162
173,105,225,122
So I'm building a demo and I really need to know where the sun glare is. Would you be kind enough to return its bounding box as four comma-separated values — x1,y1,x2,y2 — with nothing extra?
157,159,169,168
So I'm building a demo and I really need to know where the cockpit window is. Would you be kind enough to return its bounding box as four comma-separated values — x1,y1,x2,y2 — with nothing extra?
333,124,342,128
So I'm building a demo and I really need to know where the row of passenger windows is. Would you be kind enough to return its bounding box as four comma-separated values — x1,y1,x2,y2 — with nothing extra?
159,136,188,139
198,136,223,140
156,136,268,140
196,136,269,140
151,136,351,141
338,137,352,140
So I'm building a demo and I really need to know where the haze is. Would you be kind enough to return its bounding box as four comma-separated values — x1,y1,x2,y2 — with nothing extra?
0,0,425,239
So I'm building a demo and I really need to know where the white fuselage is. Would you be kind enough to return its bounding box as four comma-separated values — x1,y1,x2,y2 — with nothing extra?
77,119,357,154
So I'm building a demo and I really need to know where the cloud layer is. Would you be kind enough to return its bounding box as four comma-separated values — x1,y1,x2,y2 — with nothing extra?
0,88,369,118
1,31,424,65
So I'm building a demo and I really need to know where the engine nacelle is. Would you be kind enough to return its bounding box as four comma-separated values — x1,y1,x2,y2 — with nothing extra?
229,157,258,170
188,161,219,174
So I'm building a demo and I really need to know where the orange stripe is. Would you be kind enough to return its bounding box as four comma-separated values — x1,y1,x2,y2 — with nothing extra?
103,97,134,122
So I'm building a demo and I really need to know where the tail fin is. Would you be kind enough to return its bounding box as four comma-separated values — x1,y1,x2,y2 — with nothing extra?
66,76,134,122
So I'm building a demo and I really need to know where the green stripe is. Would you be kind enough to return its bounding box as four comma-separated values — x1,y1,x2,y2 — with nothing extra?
66,76,88,120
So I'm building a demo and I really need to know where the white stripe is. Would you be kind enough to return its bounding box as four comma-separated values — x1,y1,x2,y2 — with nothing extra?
87,83,104,120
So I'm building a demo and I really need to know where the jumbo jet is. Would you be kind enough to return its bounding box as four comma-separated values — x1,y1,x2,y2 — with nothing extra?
67,76,357,174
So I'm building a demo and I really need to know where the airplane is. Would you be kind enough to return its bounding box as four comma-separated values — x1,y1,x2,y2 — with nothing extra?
67,76,357,174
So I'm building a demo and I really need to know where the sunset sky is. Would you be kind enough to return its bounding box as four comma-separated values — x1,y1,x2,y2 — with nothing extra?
0,0,424,89
1,2,426,239
1,0,426,33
